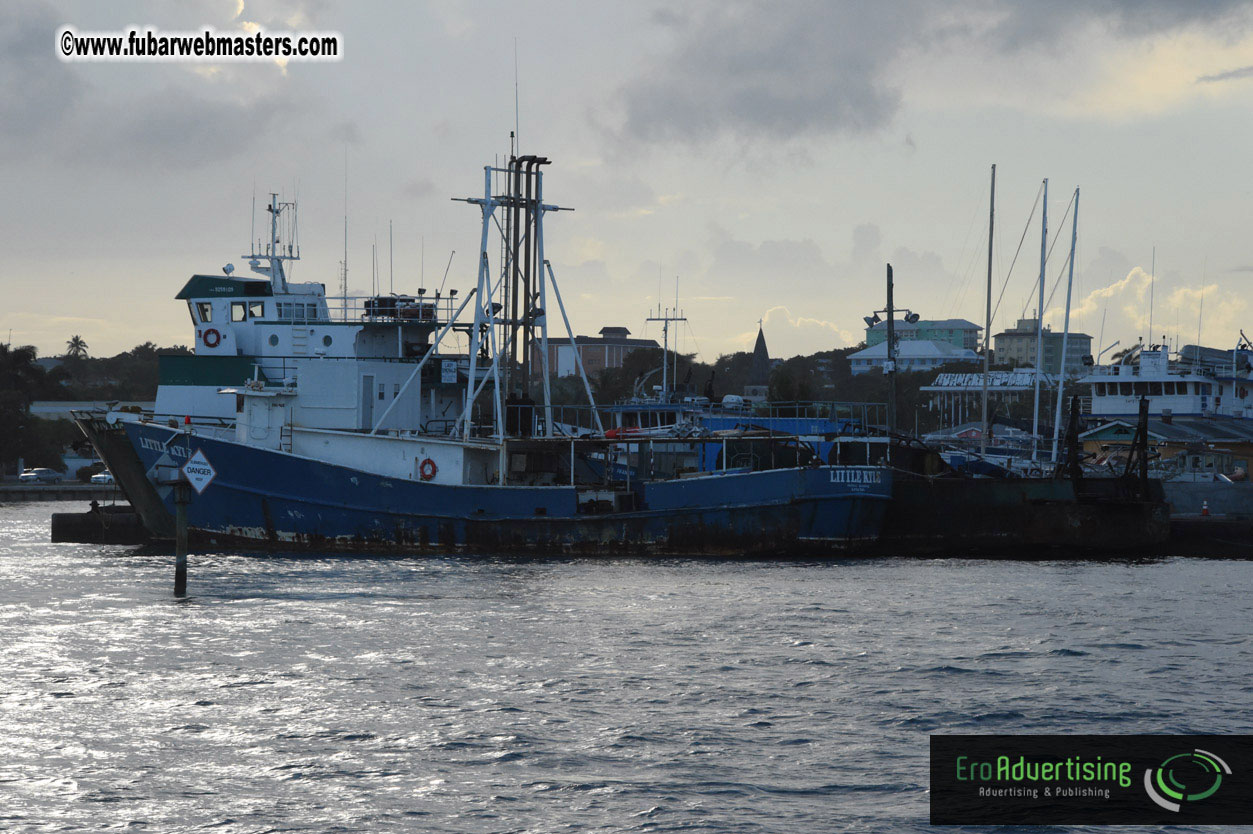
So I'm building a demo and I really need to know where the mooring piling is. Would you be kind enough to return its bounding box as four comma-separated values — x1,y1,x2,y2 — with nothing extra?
173,481,189,597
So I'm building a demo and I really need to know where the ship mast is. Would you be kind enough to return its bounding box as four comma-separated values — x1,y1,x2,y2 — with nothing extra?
981,164,995,455
1031,178,1048,462
245,192,299,293
453,157,590,441
1051,187,1080,463
647,304,687,401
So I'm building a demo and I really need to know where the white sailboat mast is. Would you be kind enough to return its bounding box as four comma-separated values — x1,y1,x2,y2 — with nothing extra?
1031,178,1048,462
981,164,995,455
1051,187,1079,463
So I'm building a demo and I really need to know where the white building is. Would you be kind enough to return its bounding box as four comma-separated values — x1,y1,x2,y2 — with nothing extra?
848,340,979,375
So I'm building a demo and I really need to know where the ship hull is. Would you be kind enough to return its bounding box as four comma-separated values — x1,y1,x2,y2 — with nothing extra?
86,420,891,556
880,473,1170,555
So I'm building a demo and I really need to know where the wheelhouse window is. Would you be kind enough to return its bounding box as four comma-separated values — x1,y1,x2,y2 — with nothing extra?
196,302,213,323
249,301,265,318
231,302,247,322
274,302,320,321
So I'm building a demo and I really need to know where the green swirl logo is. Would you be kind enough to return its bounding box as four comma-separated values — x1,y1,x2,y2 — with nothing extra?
1144,749,1231,812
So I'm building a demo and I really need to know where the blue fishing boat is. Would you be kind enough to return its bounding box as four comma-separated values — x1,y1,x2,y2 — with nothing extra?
76,156,891,554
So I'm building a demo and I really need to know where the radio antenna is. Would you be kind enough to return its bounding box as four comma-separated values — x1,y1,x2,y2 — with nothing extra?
341,146,349,320
514,37,521,153
438,250,456,294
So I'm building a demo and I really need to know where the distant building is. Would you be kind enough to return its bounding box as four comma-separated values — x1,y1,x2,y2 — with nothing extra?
848,340,980,375
919,370,1055,428
865,318,981,351
923,421,1035,446
537,326,659,377
993,318,1092,376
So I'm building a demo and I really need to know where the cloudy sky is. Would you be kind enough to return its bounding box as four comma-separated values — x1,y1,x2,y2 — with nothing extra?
5,0,1253,362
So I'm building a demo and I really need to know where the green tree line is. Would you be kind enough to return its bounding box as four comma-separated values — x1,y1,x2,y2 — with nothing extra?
1,341,190,473
550,344,1022,436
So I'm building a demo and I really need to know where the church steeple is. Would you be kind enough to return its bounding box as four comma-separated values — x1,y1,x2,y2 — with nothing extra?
749,320,771,386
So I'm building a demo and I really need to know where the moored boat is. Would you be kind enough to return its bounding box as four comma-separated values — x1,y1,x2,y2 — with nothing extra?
75,157,892,555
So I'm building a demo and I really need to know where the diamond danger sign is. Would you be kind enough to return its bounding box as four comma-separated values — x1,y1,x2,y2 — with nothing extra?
181,448,216,494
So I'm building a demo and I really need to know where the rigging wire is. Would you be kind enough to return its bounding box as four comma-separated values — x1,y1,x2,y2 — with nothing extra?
1041,190,1079,313
950,223,989,319
990,181,1044,325
683,319,705,366
1020,188,1076,321
941,178,992,317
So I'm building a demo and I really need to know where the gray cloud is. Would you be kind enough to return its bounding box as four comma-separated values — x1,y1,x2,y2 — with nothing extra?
850,223,881,265
985,0,1253,48
1198,65,1253,83
83,89,299,168
0,1,309,170
612,1,910,145
399,177,435,200
609,0,1253,147
706,225,836,290
329,120,362,144
0,0,85,141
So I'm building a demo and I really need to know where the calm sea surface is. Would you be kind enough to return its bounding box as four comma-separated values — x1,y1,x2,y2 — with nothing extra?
2,501,1251,833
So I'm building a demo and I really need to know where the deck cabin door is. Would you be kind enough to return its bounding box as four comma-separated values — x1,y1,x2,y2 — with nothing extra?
361,374,375,429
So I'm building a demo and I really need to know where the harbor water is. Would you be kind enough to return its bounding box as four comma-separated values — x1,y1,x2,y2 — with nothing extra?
3,501,1251,833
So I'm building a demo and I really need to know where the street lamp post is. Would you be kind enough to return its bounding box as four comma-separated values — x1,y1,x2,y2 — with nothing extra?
863,263,920,436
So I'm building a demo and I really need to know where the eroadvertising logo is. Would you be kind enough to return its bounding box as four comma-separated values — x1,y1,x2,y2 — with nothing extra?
1143,749,1231,812
930,735,1253,825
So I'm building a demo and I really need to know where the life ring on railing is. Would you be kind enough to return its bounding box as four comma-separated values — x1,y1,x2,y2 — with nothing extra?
419,458,438,481
202,328,221,348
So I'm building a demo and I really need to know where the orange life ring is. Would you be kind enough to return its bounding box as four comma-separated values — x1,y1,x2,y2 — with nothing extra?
203,328,221,348
419,458,438,481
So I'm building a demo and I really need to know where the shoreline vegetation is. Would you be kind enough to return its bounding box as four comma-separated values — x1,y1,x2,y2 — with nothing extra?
2,338,1040,475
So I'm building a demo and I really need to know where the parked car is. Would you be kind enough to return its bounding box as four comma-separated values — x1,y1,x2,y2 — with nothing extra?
90,470,115,484
19,468,63,484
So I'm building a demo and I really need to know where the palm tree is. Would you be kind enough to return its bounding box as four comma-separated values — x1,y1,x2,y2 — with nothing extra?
65,335,88,359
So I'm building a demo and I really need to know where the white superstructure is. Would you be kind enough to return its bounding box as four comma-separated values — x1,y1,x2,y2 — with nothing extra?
1081,344,1253,419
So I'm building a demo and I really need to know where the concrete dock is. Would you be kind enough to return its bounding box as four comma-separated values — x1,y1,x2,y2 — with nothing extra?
0,484,126,502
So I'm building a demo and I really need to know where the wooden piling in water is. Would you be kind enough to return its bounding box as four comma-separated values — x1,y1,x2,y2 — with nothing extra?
174,482,189,597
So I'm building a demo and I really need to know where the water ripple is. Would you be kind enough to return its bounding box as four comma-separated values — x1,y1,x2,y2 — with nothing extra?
2,502,1250,833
